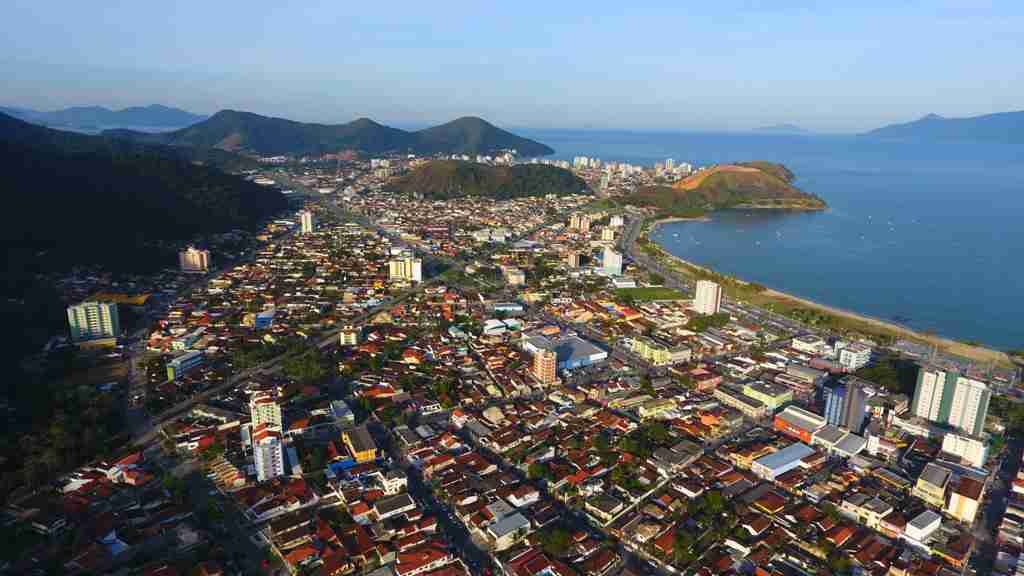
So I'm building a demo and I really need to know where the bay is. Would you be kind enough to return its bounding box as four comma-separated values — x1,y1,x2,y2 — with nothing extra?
520,128,1024,350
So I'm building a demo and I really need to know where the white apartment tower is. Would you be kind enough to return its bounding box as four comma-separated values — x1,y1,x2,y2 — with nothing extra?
178,246,210,273
911,365,992,437
299,210,316,235
603,247,623,276
67,301,120,342
249,392,282,432
694,280,722,315
389,257,423,283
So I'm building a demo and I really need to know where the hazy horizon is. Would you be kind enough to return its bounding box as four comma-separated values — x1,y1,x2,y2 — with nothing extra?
4,1,1022,132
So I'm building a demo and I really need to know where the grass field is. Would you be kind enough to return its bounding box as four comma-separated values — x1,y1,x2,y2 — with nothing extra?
613,287,686,301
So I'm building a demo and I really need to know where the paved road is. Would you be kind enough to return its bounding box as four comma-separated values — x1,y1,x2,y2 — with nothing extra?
974,437,1022,576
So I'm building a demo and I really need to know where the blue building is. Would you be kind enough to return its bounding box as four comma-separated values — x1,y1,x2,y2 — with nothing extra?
523,335,608,371
254,309,276,330
823,383,847,428
823,378,867,433
167,351,204,381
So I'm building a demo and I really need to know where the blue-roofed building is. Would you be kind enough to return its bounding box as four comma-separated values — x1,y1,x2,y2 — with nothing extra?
254,309,276,330
523,335,608,371
166,350,204,381
751,442,816,480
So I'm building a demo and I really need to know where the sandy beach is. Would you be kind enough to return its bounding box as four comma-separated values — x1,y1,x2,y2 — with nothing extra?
642,233,1012,366
650,216,711,228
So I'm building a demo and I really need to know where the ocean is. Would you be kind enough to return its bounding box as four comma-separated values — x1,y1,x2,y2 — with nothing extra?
520,128,1024,350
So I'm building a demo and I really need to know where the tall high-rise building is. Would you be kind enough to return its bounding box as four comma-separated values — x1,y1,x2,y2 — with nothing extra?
694,280,722,316
823,377,868,432
565,251,581,268
823,383,847,428
339,325,360,346
602,247,623,276
533,347,557,387
67,301,120,342
299,210,315,234
250,391,282,432
911,365,991,436
947,376,991,437
252,426,285,482
388,256,423,283
569,214,591,232
178,246,210,273
601,228,616,242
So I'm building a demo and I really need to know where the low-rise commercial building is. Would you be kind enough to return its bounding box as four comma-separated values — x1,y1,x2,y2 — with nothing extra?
913,463,952,509
751,442,815,480
742,381,793,413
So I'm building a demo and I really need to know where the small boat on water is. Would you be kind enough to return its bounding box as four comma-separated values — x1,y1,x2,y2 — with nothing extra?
673,233,679,237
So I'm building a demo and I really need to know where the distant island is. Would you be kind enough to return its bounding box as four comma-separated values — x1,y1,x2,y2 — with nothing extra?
625,161,826,216
388,160,588,200
753,123,810,134
0,103,206,130
865,110,1024,144
104,110,555,157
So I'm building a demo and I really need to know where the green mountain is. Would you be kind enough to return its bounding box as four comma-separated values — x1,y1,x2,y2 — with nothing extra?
626,161,825,215
388,160,588,200
104,110,555,157
865,111,1024,143
0,111,286,282
0,103,206,128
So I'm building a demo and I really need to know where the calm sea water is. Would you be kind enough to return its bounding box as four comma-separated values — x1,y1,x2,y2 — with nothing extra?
520,128,1024,350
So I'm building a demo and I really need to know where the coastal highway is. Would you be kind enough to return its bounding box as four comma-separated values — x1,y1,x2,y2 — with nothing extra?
622,215,808,335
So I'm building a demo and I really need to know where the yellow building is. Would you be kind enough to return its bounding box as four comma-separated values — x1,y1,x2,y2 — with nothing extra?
638,399,677,420
342,426,378,463
631,337,673,366
742,381,793,413
912,463,951,509
945,477,983,524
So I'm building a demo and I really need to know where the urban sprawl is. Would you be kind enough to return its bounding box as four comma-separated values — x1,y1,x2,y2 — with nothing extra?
12,150,1024,576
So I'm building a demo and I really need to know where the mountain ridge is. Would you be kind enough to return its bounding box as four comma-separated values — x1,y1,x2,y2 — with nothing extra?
865,110,1024,143
0,103,206,129
387,160,588,200
104,110,555,157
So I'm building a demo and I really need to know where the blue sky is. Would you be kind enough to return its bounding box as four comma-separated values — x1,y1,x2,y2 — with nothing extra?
2,1,1021,132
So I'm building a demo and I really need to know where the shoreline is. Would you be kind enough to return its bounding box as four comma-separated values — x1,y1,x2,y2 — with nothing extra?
650,216,711,228
642,225,1012,366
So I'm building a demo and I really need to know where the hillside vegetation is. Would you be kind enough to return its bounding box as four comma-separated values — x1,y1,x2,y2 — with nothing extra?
1,112,286,282
106,111,555,157
626,161,824,215
388,160,589,200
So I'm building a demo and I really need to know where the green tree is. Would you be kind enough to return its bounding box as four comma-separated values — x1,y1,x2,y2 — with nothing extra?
527,462,548,480
283,347,326,383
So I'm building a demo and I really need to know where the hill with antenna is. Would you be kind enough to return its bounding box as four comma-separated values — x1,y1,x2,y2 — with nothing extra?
105,110,555,157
